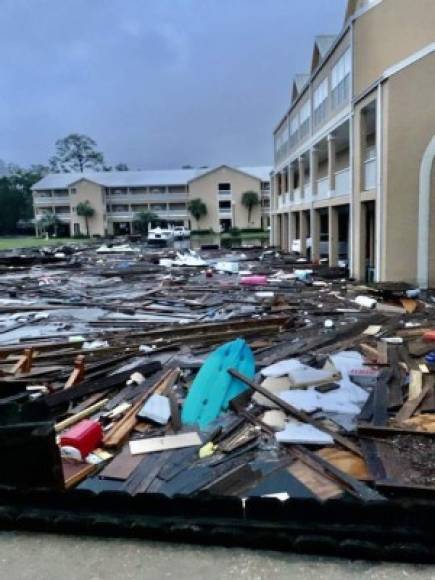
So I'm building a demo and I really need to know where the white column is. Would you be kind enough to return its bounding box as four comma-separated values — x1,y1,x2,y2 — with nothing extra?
328,134,336,195
310,147,319,196
299,157,305,198
289,163,295,201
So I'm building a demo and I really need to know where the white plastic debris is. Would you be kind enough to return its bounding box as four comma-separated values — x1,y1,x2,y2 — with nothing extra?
139,344,156,353
215,261,239,274
82,339,109,350
137,394,171,425
354,295,377,309
261,358,304,378
276,421,334,445
261,410,287,431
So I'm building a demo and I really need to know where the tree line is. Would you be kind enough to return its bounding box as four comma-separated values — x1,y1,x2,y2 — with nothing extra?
2,132,262,236
1,133,129,235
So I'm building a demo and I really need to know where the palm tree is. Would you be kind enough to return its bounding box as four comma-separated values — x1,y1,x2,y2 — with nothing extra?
187,198,207,229
241,191,260,225
134,210,158,235
76,201,95,237
39,212,61,237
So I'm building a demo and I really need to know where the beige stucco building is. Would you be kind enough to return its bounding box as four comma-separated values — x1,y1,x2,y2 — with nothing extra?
271,0,435,287
32,165,271,236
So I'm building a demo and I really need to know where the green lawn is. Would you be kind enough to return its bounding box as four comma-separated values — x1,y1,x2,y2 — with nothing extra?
220,231,269,240
0,237,89,250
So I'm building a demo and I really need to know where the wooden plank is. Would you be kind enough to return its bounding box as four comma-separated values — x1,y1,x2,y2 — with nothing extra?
103,368,178,448
129,432,202,455
55,398,109,433
99,445,142,480
45,360,162,408
288,461,343,501
317,448,370,481
408,370,423,400
394,384,432,423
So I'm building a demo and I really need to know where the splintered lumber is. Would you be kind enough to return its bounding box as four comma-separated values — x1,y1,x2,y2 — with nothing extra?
288,460,343,500
55,398,109,433
45,360,162,408
394,384,432,424
64,355,85,389
317,448,370,480
103,368,179,448
11,348,33,374
290,445,384,501
229,368,363,457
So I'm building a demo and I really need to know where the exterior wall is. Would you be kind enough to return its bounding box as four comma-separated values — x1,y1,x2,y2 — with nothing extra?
353,0,435,96
381,52,435,282
351,89,378,280
274,30,351,172
311,31,351,133
188,167,262,231
33,168,269,236
70,180,106,236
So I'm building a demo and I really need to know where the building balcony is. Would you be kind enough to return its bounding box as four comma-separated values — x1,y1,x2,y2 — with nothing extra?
293,187,301,203
34,197,70,206
364,157,376,191
335,167,350,196
317,176,329,199
109,209,188,221
108,193,187,203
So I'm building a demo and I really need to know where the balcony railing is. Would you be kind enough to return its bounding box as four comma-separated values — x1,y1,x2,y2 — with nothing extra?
317,177,329,198
108,193,187,203
335,167,350,196
293,187,301,203
364,157,376,190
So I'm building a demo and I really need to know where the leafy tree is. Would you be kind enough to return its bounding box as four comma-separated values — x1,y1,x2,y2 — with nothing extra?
39,212,61,236
103,162,130,172
49,134,105,172
241,190,260,224
0,165,48,234
187,198,207,229
134,210,158,234
76,201,95,237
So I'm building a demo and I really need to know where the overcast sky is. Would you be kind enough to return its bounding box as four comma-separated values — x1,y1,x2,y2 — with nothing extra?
0,0,346,170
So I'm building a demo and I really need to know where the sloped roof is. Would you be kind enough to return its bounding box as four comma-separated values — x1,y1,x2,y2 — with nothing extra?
311,35,337,71
291,73,310,102
33,165,272,190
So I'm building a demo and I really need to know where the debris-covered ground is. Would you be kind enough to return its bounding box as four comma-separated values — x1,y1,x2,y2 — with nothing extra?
2,239,435,503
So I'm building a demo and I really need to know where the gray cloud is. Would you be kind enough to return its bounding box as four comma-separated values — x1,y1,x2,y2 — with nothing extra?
0,0,346,169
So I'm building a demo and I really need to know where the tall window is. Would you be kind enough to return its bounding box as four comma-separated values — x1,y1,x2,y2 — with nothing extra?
275,123,289,161
299,101,311,139
331,49,351,109
313,78,328,126
289,115,299,147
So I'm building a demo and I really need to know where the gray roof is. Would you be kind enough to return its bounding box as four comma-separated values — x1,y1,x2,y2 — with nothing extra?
314,35,337,59
293,74,310,93
33,165,272,190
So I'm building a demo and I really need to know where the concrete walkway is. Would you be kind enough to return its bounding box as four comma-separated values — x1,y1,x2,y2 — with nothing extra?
0,532,433,579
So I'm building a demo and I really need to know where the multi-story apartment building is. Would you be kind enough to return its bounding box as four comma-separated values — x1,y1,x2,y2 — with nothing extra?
271,0,435,286
32,165,271,236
